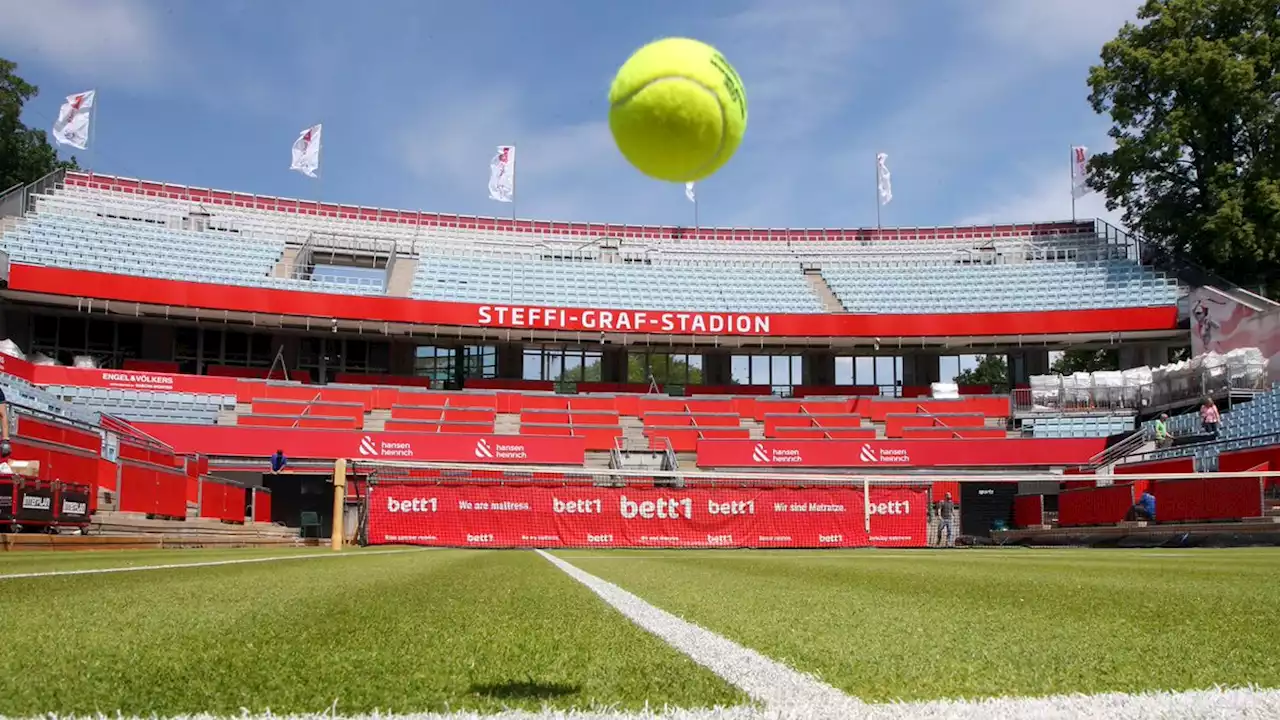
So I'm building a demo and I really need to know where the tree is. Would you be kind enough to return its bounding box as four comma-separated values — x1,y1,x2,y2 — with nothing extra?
1050,349,1120,375
0,58,78,192
954,354,1008,390
555,355,704,385
1086,0,1280,297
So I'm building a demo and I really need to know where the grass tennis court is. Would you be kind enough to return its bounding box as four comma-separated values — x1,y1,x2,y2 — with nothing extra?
0,547,1276,716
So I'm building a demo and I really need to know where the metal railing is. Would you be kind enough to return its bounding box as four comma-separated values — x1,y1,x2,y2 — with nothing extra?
1015,370,1270,415
1094,219,1276,304
0,169,67,220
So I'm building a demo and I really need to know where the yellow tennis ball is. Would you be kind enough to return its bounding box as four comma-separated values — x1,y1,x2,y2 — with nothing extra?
609,37,747,183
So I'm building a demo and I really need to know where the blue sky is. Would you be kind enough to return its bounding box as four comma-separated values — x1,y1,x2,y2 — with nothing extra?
5,0,1139,230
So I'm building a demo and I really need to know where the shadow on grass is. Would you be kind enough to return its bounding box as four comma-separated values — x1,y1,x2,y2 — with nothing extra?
469,680,580,701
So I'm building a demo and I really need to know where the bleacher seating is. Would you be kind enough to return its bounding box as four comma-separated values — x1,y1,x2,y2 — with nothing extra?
2,196,381,295
3,181,1184,319
1027,416,1134,439
1145,385,1280,468
50,386,233,425
0,377,98,425
822,260,1179,313
410,255,824,313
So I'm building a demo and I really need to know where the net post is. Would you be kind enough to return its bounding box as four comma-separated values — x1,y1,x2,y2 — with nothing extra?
331,458,347,552
863,475,871,535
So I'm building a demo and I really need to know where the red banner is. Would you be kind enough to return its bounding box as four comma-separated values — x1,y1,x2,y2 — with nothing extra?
8,265,1177,339
366,484,929,548
0,353,242,394
696,438,1107,468
131,424,587,465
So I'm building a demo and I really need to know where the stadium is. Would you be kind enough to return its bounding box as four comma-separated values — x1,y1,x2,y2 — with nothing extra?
4,4,1280,717
0,166,1278,718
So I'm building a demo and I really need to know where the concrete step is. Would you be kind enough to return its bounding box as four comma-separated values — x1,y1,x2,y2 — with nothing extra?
364,409,389,431
803,268,846,313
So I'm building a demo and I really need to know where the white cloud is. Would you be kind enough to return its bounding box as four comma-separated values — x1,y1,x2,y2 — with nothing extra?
971,0,1144,62
716,0,899,141
956,164,1127,229
0,0,170,87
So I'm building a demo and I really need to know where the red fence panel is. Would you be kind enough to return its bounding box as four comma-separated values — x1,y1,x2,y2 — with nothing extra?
1058,483,1135,527
253,488,272,523
1152,476,1262,523
1012,494,1044,528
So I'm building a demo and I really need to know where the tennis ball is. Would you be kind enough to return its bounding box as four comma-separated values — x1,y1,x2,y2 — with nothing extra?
609,37,747,183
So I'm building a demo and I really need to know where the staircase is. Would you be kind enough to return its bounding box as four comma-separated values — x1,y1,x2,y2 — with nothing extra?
364,409,389,432
803,268,846,312
494,412,521,435
384,254,419,297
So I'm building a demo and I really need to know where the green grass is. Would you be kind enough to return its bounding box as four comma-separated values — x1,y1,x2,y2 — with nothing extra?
564,548,1280,702
0,546,333,574
0,548,743,715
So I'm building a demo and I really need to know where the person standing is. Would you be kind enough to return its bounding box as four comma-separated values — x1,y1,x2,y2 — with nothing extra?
1200,398,1220,437
1154,413,1171,448
0,385,11,460
937,492,955,548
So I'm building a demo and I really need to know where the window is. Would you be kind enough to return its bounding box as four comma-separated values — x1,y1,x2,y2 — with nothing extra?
627,352,703,386
939,354,982,383
522,347,602,382
730,354,801,391
29,313,143,367
462,345,497,379
835,355,904,395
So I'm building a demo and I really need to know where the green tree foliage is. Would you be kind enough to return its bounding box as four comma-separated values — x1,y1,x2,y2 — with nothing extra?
954,354,1008,390
558,355,704,385
0,58,78,192
1087,0,1280,296
1050,349,1120,375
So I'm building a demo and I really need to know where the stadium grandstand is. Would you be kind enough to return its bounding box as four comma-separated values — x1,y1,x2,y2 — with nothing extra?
0,168,1276,551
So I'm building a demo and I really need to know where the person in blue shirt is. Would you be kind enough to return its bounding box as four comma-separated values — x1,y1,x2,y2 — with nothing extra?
269,449,288,474
1128,489,1156,522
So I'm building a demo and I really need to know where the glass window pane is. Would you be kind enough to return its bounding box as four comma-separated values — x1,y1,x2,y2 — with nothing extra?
855,357,874,385
835,357,853,385
751,356,770,385
731,356,750,385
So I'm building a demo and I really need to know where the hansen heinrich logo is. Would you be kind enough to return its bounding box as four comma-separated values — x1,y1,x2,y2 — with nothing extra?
860,443,911,464
357,435,414,458
475,438,494,459
750,442,802,464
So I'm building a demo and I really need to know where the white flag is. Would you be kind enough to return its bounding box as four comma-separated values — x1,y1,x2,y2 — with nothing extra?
52,90,95,150
876,152,893,206
290,124,322,178
685,182,696,203
1071,145,1090,199
489,145,515,202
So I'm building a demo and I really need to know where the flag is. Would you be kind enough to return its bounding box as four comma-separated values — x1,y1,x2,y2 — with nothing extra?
489,145,515,202
876,152,893,205
290,124,322,178
1071,145,1090,199
52,90,95,150
685,182,696,203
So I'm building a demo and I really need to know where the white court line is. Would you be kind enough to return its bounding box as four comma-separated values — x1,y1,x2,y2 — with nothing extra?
536,548,867,714
0,548,422,581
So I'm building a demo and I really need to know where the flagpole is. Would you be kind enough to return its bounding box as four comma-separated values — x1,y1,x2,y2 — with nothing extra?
88,92,97,173
694,193,699,230
510,144,517,222
875,155,882,231
1070,146,1076,223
